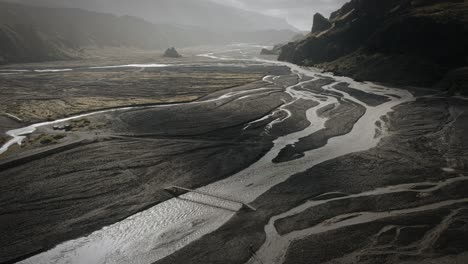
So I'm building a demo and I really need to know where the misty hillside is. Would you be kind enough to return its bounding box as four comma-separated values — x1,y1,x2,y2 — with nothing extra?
279,0,468,91
0,2,296,64
0,2,191,64
6,0,297,32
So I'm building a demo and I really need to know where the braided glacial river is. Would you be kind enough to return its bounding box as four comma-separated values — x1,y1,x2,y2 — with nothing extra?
5,46,424,264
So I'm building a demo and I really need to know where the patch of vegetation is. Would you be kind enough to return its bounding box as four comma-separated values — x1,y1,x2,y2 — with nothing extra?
35,133,66,145
40,138,53,145
53,134,66,140
71,118,91,129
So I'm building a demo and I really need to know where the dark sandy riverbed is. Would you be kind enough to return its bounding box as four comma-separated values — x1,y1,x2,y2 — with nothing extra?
1,47,468,264
0,49,293,262
155,96,468,264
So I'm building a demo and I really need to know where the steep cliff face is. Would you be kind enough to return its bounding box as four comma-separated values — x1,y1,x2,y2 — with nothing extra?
279,0,468,88
311,13,331,34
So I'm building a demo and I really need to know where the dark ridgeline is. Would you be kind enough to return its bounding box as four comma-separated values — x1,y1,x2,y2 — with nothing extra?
311,13,332,34
0,2,190,64
3,0,297,32
0,1,298,64
279,0,468,93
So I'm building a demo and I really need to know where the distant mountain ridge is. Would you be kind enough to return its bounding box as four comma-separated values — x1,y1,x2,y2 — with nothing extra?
0,2,190,64
4,0,297,32
0,1,297,64
278,0,468,91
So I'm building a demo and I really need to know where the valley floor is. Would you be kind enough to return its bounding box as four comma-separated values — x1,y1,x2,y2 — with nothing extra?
0,46,467,264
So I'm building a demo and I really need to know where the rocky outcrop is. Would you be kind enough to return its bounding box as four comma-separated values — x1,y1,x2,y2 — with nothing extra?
260,48,276,55
163,47,182,58
260,44,284,55
311,13,332,34
278,0,468,88
436,67,468,95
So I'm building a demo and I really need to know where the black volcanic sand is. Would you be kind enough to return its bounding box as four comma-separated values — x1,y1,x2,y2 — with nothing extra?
155,97,468,264
112,81,285,136
283,206,468,264
333,82,391,106
0,67,329,262
269,79,336,138
2,48,468,264
275,184,468,236
0,49,289,138
272,80,379,163
0,99,277,261
0,63,289,161
273,97,365,163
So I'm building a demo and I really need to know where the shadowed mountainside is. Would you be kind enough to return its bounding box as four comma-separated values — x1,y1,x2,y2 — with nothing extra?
278,0,468,92
0,2,296,64
6,0,297,32
0,2,193,64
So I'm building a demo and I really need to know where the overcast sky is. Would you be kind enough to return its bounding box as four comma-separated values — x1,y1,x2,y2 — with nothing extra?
211,0,349,31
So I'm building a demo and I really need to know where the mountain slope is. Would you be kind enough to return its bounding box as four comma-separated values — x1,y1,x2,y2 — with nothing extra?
0,2,296,64
0,2,184,63
278,0,468,89
6,0,297,32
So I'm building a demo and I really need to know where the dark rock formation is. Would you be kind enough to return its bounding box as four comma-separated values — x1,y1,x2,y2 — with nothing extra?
436,67,468,95
163,47,182,58
260,48,276,55
278,0,468,88
260,44,284,55
311,13,331,34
